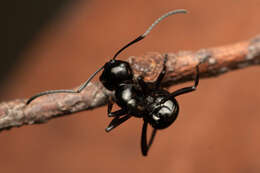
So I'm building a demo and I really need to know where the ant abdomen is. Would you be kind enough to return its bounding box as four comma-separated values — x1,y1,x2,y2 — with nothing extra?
145,94,179,129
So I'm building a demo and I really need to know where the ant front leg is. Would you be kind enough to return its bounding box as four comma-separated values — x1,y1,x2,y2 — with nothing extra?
137,54,168,92
107,98,127,117
105,114,131,132
170,63,200,97
137,76,148,91
141,121,157,156
106,99,129,132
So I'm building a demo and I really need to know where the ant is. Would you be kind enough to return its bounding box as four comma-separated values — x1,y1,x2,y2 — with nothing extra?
26,9,200,156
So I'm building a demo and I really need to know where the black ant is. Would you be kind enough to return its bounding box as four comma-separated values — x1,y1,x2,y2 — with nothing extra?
26,9,200,156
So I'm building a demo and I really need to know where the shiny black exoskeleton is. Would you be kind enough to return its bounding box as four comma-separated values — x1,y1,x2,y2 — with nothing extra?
100,60,133,91
26,9,199,156
100,55,199,156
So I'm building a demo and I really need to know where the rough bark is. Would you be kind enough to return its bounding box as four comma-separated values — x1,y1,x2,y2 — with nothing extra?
0,35,259,132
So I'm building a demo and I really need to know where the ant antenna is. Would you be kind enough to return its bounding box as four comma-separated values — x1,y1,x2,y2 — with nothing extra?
112,9,187,60
26,65,104,105
26,9,187,105
76,65,104,92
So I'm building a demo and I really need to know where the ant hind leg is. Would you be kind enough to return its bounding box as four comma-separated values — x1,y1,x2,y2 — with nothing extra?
170,63,200,98
141,121,157,156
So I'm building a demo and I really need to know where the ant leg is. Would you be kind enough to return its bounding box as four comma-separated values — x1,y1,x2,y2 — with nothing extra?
108,109,128,117
107,99,113,115
170,64,200,97
107,99,127,117
154,54,168,89
137,54,167,92
141,121,157,156
105,114,131,132
148,128,157,149
137,76,148,91
141,121,149,156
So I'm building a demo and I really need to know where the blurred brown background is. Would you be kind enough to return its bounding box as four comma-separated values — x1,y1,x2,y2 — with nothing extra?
3,0,260,173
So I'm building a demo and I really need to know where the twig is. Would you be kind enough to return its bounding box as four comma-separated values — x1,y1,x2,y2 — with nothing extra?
0,35,259,132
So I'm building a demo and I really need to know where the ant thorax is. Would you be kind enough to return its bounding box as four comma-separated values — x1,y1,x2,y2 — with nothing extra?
114,83,145,117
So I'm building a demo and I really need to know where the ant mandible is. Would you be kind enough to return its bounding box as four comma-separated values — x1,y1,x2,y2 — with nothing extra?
26,9,200,156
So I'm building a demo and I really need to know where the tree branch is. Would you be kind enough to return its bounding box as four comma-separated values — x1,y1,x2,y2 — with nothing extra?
1,35,259,132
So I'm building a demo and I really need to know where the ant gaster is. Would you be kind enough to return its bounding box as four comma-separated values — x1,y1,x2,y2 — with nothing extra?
26,9,200,156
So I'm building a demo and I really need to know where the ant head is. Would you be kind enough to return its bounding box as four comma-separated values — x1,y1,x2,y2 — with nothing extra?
147,98,179,129
99,60,133,91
